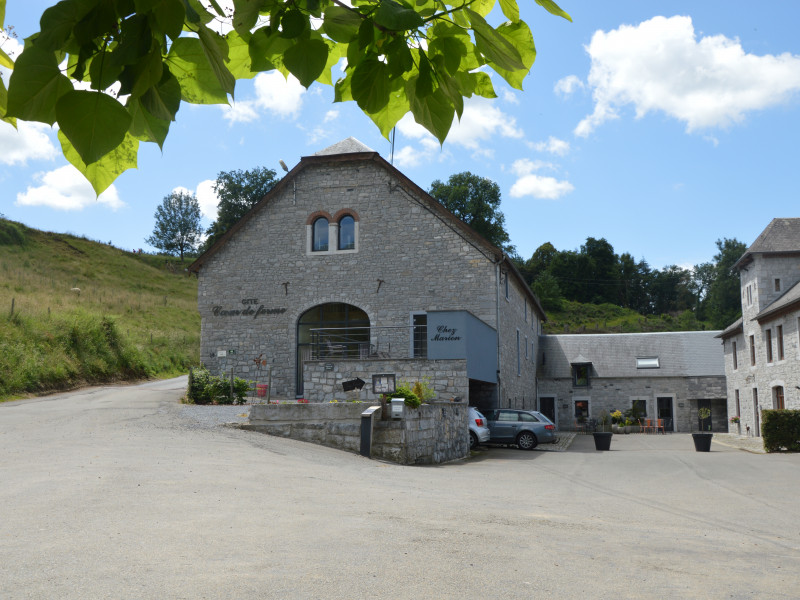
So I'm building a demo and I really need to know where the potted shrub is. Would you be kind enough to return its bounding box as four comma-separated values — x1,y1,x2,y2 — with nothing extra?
593,410,613,451
692,407,713,452
610,410,623,434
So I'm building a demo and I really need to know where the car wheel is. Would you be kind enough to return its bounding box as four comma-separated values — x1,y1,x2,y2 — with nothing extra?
516,431,538,450
469,432,479,449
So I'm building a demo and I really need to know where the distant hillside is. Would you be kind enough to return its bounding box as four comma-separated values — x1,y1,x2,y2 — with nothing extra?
542,300,714,335
0,218,199,400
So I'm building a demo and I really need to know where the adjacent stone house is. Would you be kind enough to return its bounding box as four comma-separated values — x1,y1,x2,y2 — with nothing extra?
188,138,545,408
717,218,800,436
537,331,727,432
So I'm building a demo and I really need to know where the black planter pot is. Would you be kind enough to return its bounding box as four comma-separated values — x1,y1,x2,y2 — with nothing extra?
692,432,713,452
593,432,613,451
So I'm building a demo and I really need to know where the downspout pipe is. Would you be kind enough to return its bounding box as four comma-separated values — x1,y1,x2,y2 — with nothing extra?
495,253,504,409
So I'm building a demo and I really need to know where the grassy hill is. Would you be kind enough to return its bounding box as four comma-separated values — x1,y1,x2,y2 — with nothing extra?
0,218,199,401
543,300,714,335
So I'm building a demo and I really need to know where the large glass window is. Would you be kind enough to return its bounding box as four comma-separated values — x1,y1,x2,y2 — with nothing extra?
312,217,329,252
338,215,355,250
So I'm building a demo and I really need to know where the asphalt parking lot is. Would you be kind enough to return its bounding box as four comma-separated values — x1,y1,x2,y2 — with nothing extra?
2,378,799,599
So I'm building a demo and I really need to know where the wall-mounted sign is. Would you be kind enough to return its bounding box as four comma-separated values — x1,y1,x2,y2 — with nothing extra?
217,350,227,357
211,299,287,318
324,363,334,371
372,374,396,394
430,325,461,342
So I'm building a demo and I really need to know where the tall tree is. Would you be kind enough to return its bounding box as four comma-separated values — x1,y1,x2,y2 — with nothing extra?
581,237,619,304
429,172,513,252
203,167,279,250
3,1,570,194
146,191,203,261
705,238,747,328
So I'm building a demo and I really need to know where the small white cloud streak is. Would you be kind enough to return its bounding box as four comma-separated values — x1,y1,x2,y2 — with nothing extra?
576,15,800,137
530,136,570,156
16,165,122,211
554,75,584,96
222,72,306,123
509,158,573,200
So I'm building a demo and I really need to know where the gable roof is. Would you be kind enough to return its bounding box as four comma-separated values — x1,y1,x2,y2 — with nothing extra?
539,331,725,378
187,140,546,321
734,218,800,270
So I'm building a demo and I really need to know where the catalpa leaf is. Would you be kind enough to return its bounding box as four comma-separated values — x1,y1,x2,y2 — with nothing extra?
232,0,261,40
535,0,572,22
141,67,181,121
488,21,535,90
6,45,73,124
225,30,257,79
283,38,329,88
150,0,186,41
498,0,519,22
128,96,170,148
373,0,423,31
351,58,390,113
56,90,132,165
167,37,229,103
466,9,524,72
0,45,13,70
197,24,235,97
59,129,139,196
0,76,17,128
407,80,453,145
366,75,409,138
322,6,362,43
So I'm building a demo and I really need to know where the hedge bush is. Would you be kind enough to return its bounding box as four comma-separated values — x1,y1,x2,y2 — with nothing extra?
187,365,250,405
761,410,800,452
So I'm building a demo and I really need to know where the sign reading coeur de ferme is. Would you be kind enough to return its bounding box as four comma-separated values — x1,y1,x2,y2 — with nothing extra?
211,298,287,319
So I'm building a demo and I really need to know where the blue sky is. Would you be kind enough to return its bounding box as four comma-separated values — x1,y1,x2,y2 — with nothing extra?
1,1,799,269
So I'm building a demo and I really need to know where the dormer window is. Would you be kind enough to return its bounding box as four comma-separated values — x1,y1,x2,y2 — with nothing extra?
572,363,590,387
636,357,660,369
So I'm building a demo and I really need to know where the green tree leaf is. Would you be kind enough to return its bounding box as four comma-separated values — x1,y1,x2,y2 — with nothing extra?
232,0,263,40
535,0,572,22
351,57,390,113
316,40,344,86
0,45,13,70
488,21,535,90
128,97,170,148
58,129,139,196
56,90,132,165
373,0,423,31
120,45,164,98
248,29,291,74
322,6,362,43
280,10,308,38
6,45,73,124
498,0,519,22
283,38,329,88
141,66,181,121
167,37,229,103
407,79,453,144
225,30,257,79
366,75,410,138
197,24,236,97
0,76,17,128
149,0,186,41
466,9,524,72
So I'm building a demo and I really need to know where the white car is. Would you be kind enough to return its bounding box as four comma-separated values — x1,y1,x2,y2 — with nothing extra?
469,407,491,449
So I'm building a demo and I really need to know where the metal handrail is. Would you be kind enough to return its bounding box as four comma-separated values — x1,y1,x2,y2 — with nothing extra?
308,325,427,360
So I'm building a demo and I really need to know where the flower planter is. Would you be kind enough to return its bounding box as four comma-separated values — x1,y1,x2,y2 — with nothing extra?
692,432,713,452
593,432,613,451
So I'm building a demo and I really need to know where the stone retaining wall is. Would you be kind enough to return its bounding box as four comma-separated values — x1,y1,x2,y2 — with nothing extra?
248,401,468,465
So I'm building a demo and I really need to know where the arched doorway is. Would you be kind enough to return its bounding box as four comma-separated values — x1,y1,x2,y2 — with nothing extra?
296,303,370,396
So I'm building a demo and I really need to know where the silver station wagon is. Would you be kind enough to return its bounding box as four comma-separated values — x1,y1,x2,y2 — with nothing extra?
482,409,557,450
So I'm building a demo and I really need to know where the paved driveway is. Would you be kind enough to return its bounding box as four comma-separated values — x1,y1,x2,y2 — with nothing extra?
2,379,799,599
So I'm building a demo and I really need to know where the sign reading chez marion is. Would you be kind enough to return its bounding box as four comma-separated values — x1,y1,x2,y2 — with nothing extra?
430,325,461,342
212,299,287,319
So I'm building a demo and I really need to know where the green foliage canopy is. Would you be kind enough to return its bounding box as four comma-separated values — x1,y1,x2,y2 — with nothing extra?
0,0,570,194
146,190,203,260
429,171,513,252
203,165,279,250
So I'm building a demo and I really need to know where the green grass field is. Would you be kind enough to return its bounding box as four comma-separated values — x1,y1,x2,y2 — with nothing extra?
0,218,199,401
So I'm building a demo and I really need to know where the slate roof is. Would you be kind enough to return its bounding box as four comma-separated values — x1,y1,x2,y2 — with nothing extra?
754,279,800,323
734,218,800,269
539,331,725,378
715,317,743,340
314,137,373,155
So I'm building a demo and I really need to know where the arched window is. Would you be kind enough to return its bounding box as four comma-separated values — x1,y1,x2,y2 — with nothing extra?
312,217,329,252
338,215,355,250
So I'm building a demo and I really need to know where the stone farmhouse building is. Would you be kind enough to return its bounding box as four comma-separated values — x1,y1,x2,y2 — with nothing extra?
188,138,545,409
717,218,800,436
537,331,727,432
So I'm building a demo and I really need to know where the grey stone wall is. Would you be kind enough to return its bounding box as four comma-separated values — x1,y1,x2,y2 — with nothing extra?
196,158,499,398
537,375,727,432
496,267,541,410
302,358,468,403
724,252,800,436
247,401,468,465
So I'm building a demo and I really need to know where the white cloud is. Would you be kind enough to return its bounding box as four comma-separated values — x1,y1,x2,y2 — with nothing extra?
16,165,123,211
394,97,523,164
222,72,306,123
554,75,584,96
529,136,570,156
394,145,424,168
0,121,57,165
576,15,800,137
324,110,339,123
501,88,520,104
509,158,574,200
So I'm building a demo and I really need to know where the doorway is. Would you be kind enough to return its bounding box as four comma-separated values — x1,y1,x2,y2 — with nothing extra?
656,396,674,432
539,396,556,427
